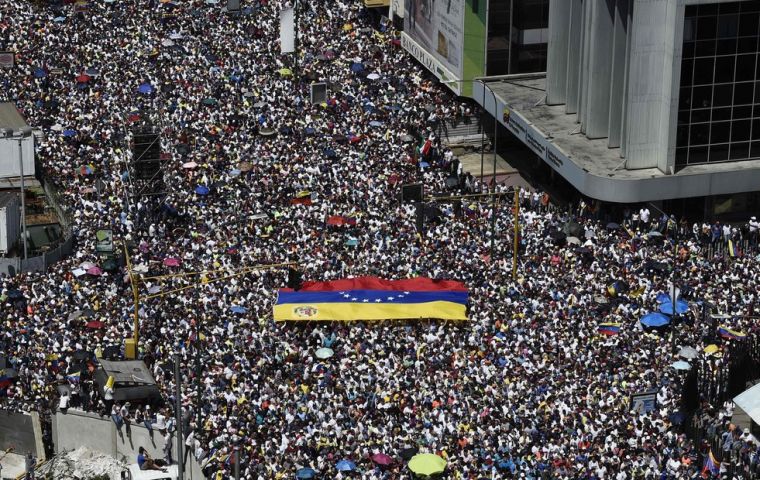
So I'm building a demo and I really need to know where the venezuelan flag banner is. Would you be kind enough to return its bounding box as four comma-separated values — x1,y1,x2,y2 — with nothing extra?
274,277,468,321
702,448,720,477
718,325,746,340
597,323,621,336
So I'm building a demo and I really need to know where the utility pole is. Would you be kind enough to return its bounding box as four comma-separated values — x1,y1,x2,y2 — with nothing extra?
293,0,299,81
512,187,519,279
174,354,184,480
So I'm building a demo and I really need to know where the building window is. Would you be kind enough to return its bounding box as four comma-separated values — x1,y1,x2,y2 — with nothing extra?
677,0,760,167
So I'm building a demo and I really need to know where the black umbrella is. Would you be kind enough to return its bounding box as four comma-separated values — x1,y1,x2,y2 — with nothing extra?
549,230,566,243
7,289,24,300
73,350,91,362
81,308,96,318
399,447,418,461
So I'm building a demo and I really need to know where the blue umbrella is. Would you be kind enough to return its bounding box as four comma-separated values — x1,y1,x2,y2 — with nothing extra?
336,459,356,471
85,67,100,77
304,127,316,136
230,305,247,314
62,129,77,137
640,312,670,327
53,16,66,22
295,468,316,479
659,300,689,315
33,68,47,78
369,120,383,127
195,185,210,195
345,238,358,247
656,292,672,303
419,161,430,168
229,169,241,177
138,83,154,94
350,62,364,73
323,148,337,159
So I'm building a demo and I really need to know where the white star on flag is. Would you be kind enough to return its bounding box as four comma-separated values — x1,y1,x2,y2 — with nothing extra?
375,299,382,302
362,299,369,303
387,296,394,300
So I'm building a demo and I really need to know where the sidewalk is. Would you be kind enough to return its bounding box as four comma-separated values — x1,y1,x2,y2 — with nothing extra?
457,151,534,191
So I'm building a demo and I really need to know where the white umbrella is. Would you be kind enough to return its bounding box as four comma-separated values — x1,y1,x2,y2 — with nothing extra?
71,268,86,277
678,346,699,359
182,161,198,169
51,124,63,132
567,236,581,245
315,347,334,359
162,39,175,47
366,73,380,80
79,261,96,270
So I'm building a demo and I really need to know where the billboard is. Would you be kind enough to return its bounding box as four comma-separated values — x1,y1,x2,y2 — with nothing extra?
403,0,465,79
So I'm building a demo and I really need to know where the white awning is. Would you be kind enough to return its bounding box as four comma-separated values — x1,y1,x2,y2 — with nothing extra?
734,382,760,425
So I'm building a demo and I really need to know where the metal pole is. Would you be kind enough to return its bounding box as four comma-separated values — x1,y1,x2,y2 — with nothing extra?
195,322,203,434
174,354,184,480
479,80,485,187
487,83,498,259
234,445,240,480
512,187,519,279
18,138,27,260
294,0,299,81
124,244,140,352
507,0,514,74
671,220,678,349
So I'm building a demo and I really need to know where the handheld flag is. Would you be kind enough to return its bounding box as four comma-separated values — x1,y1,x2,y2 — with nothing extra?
718,325,746,340
702,448,720,477
597,323,621,336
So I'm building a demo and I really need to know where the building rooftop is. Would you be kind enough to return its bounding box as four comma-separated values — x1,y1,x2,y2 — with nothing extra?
0,103,29,131
475,75,760,202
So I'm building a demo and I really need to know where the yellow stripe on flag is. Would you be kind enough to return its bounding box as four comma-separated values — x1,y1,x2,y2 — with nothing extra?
274,301,467,321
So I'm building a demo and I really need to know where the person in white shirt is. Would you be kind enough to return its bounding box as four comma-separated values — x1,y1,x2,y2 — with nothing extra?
639,208,650,228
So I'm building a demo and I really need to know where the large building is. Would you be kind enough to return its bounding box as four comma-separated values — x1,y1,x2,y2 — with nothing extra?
475,0,760,213
393,0,549,96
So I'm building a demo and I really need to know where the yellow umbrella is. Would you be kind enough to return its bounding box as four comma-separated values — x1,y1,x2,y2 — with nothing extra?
278,68,293,76
408,453,446,476
343,23,353,31
704,344,721,355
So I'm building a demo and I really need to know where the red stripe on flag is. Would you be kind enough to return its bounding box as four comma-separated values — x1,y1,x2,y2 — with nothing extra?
281,276,467,292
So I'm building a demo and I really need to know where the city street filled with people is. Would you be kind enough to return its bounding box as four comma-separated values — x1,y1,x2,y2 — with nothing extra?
1,0,760,478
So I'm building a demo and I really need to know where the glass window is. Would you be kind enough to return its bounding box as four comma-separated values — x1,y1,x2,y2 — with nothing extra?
718,15,739,38
710,143,730,162
698,16,718,39
711,121,731,143
678,1,760,165
715,56,735,83
730,141,750,159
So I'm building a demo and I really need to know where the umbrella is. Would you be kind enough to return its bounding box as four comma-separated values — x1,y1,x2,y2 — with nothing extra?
85,67,100,77
229,169,241,177
659,300,689,315
678,346,699,359
231,306,247,314
345,238,359,247
401,134,415,143
366,73,380,80
68,311,84,321
369,120,383,127
85,320,105,330
202,97,218,106
252,100,266,107
371,453,394,466
278,68,293,76
647,230,663,237
399,447,418,461
102,259,118,272
75,73,91,83
53,16,66,22
33,68,47,78
163,257,181,267
182,161,198,169
704,344,721,355
148,285,161,295
137,83,154,94
315,347,334,359
350,62,364,73
260,127,276,136
606,222,620,230
671,360,691,371
62,129,77,137
295,468,315,479
195,185,210,195
669,411,686,425
161,39,175,47
408,454,447,476
640,312,670,327
419,161,430,168
170,33,183,40
335,460,355,472
566,236,581,245
80,261,96,270
86,266,103,276
71,268,86,277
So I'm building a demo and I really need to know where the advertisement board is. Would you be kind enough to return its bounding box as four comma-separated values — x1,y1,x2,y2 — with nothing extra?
403,0,465,79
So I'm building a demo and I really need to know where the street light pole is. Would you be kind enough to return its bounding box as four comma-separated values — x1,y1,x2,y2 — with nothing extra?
3,128,33,259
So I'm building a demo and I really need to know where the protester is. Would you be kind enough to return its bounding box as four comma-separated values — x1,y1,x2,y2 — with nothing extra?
1,0,759,479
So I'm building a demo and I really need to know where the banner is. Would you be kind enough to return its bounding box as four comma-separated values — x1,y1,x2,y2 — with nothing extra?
280,7,295,54
403,0,464,79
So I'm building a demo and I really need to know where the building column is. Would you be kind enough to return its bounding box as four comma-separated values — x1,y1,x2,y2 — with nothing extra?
608,0,629,148
546,0,572,105
565,0,584,114
584,0,615,139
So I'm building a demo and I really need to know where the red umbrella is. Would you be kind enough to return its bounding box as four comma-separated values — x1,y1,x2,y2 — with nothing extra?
326,215,345,226
163,257,181,267
371,453,394,466
388,174,400,185
85,320,105,329
76,73,91,83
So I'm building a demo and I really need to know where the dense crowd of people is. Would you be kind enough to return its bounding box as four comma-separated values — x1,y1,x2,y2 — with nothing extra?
1,0,760,478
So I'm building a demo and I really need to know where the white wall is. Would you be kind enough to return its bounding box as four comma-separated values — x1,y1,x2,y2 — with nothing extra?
0,136,35,178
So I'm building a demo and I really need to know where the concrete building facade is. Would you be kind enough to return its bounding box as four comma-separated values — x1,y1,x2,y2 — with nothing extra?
470,0,760,207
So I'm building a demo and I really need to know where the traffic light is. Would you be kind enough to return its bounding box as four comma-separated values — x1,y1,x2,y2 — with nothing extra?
287,268,302,291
